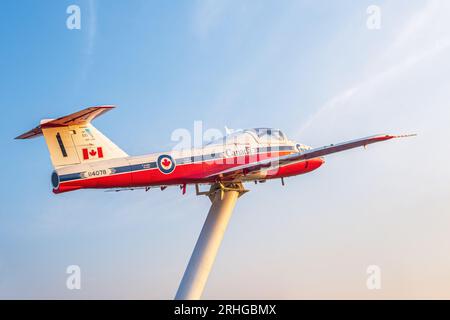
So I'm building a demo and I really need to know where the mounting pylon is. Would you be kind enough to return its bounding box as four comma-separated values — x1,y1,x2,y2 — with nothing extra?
175,182,248,300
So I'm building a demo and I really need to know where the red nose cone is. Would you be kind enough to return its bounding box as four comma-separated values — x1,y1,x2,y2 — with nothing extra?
310,157,325,169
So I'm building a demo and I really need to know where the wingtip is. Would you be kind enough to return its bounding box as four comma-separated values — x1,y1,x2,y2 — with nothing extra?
98,105,116,109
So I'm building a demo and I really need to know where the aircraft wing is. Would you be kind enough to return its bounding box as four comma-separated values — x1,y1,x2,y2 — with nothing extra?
207,134,415,179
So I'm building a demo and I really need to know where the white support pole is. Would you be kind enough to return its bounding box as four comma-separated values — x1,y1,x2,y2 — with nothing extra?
175,184,245,300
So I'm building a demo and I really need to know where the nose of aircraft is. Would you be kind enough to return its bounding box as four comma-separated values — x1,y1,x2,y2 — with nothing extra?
311,157,325,169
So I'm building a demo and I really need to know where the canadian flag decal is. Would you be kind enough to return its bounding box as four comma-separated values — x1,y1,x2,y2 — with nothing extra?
82,147,104,160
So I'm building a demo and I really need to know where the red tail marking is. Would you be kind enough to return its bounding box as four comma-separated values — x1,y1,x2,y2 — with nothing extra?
82,148,89,160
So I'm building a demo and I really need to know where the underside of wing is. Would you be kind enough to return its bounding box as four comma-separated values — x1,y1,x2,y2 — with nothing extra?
207,134,415,180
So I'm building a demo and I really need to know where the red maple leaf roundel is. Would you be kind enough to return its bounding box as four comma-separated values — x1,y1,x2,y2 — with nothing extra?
158,155,176,174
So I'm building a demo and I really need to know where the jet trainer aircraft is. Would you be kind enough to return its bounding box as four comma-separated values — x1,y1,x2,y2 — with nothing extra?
16,106,413,194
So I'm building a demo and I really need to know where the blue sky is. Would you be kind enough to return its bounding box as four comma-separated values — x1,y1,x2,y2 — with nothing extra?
1,0,449,298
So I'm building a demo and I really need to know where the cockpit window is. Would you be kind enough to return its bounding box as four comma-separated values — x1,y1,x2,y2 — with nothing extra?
250,128,286,143
205,128,287,146
205,131,257,146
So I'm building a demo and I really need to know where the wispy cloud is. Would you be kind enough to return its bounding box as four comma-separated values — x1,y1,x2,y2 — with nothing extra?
78,0,97,85
297,0,450,137
86,0,97,56
192,0,229,38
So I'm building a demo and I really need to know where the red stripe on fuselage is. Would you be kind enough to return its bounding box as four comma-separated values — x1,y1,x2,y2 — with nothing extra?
54,151,324,193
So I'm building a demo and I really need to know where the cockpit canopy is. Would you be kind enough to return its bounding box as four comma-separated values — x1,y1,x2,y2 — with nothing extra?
206,128,288,145
251,128,287,143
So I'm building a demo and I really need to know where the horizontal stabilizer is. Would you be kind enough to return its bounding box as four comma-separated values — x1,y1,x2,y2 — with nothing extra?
15,106,115,139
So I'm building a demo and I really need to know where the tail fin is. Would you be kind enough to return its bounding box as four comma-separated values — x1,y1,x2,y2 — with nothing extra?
15,106,128,168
